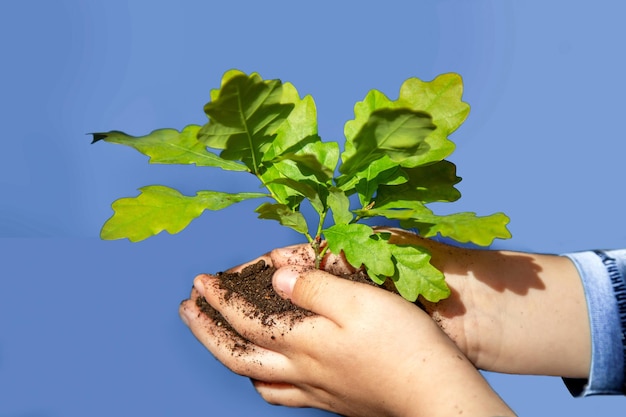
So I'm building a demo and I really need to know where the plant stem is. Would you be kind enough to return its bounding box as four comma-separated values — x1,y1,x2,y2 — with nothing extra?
316,210,328,241
312,210,328,269
317,244,330,267
312,238,323,269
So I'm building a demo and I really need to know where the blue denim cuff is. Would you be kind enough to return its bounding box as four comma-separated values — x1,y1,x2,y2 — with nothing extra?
561,250,626,396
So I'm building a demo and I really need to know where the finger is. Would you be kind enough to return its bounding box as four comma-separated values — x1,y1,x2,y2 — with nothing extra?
273,266,386,326
194,273,322,350
319,249,356,276
225,253,273,273
270,244,315,268
373,226,420,245
251,380,310,408
179,296,292,383
270,244,356,275
188,284,201,299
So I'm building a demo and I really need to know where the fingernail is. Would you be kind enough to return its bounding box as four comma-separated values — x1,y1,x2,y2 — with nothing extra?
273,266,301,298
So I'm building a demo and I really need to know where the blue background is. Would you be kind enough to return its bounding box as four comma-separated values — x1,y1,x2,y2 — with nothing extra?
1,1,625,415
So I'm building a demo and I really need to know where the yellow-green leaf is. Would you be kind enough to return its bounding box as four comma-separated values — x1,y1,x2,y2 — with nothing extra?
402,212,512,246
376,160,461,206
101,185,267,242
255,202,309,235
91,125,248,171
327,187,353,225
390,244,450,302
340,108,435,177
324,224,395,277
199,72,295,172
343,73,469,168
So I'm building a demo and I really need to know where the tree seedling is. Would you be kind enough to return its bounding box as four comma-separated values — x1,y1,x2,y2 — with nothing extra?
92,69,511,303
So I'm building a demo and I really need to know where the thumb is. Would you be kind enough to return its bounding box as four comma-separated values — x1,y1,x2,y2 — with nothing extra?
273,265,370,320
272,265,305,299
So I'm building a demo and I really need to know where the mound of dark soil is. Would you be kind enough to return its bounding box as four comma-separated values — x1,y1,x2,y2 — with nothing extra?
195,259,373,352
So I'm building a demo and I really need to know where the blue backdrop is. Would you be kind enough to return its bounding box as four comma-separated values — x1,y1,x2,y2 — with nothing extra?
1,1,625,415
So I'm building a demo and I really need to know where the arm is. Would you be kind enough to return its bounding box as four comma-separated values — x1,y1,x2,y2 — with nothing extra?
387,229,592,378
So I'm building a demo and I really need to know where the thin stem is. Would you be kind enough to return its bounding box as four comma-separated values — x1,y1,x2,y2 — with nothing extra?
318,244,330,263
255,172,286,206
351,200,374,224
312,210,329,269
315,210,328,240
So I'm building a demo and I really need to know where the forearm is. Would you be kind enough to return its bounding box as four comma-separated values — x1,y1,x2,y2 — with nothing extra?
382,228,591,378
443,249,590,377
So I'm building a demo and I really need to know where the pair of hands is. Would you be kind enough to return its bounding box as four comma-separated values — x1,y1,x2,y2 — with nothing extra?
179,229,590,417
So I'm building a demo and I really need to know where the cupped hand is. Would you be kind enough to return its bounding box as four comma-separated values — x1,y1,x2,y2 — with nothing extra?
179,250,514,417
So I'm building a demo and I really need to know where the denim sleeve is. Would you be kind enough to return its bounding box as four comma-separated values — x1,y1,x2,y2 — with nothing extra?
561,249,626,396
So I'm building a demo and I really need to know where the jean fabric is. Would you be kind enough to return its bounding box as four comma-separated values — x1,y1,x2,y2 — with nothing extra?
561,249,626,396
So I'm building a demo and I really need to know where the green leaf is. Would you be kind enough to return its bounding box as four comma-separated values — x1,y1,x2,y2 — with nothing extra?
262,140,338,213
323,224,395,278
261,156,332,212
402,212,512,246
272,146,336,184
267,177,325,213
255,163,304,208
344,89,393,142
356,199,433,221
255,202,309,235
327,187,353,225
398,74,469,167
376,160,461,206
359,198,510,246
343,73,469,168
340,108,436,177
209,69,246,101
336,155,405,193
267,82,320,158
399,73,469,136
354,161,407,206
91,125,248,171
199,72,295,172
389,244,450,302
293,140,339,182
101,185,267,242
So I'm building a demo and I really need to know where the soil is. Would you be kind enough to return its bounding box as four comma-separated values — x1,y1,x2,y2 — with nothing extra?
196,259,374,353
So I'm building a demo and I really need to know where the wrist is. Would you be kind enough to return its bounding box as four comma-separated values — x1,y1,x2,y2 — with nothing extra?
432,249,590,377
